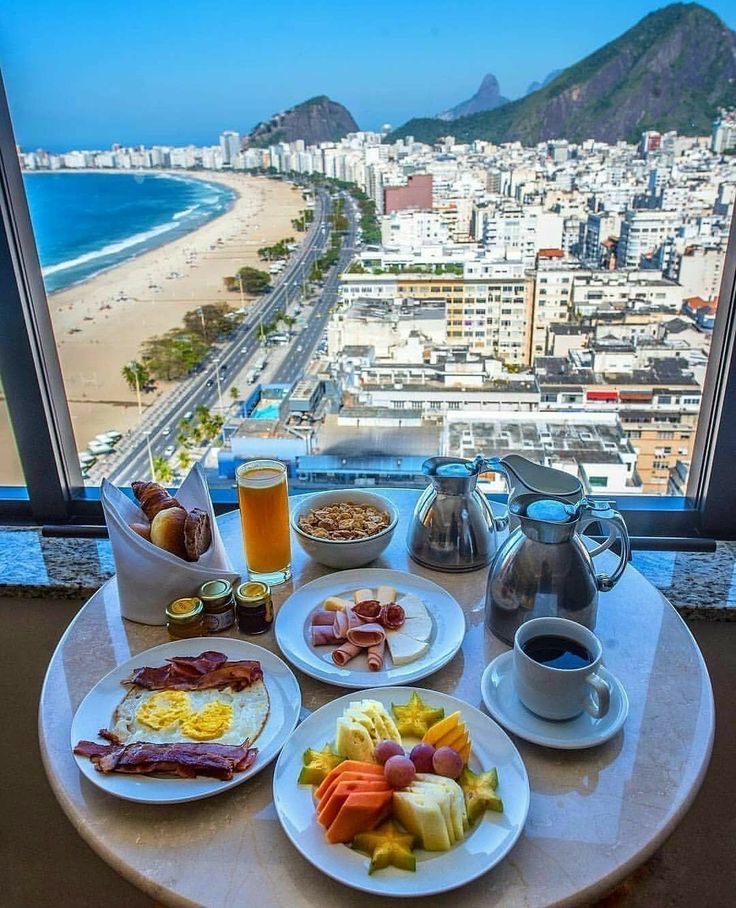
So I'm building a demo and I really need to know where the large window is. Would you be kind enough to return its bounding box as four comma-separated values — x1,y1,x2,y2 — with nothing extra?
2,6,736,539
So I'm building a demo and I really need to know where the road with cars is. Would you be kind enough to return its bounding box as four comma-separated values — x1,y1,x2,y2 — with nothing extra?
103,186,354,484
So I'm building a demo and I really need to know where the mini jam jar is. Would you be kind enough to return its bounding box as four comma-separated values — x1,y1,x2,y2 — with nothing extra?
198,579,236,633
234,580,274,635
166,597,206,639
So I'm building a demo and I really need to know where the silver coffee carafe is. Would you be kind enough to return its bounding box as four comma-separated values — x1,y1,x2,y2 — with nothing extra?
407,456,501,572
486,495,630,645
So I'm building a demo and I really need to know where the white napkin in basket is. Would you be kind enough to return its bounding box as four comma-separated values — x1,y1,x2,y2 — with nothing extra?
101,463,239,625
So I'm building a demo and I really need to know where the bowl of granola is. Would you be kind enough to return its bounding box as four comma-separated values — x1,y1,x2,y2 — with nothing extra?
290,490,399,568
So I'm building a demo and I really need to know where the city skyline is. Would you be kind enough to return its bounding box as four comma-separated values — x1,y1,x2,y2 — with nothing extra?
2,1,735,151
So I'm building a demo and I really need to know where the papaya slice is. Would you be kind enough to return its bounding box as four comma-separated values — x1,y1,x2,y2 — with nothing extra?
325,789,393,844
318,779,391,829
314,760,383,800
317,772,392,809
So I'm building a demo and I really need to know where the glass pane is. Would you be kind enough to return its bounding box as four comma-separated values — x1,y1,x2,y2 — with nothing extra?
0,381,26,486
3,5,735,504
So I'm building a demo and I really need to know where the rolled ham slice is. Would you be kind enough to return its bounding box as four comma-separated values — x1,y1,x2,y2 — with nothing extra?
332,641,362,666
346,622,386,648
311,625,337,646
311,609,335,626
332,610,349,640
367,639,385,672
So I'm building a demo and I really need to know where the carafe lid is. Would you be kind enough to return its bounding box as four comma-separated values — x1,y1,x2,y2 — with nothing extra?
525,499,576,523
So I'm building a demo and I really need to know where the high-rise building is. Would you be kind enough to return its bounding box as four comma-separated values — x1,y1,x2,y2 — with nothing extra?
384,174,433,213
219,130,241,166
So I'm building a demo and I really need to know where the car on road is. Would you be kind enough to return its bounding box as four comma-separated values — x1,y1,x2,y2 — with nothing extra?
206,379,214,387
296,345,303,352
161,426,171,436
182,411,193,421
163,445,176,458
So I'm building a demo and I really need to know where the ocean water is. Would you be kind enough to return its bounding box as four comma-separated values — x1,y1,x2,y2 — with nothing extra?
22,171,236,293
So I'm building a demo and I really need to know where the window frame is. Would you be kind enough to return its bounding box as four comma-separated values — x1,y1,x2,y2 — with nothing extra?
2,71,736,538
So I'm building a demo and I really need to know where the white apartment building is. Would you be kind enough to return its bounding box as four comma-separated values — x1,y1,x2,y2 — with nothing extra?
381,210,450,248
571,270,682,316
617,209,682,268
219,131,241,165
674,245,725,301
478,206,564,263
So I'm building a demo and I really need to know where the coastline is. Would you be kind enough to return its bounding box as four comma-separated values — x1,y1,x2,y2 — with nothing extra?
0,172,304,482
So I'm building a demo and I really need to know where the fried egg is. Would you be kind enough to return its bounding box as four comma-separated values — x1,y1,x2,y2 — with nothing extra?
110,680,270,746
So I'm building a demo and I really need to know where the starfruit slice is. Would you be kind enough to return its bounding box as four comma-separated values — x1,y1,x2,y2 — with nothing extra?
458,766,503,824
391,691,445,738
297,745,344,786
352,819,417,874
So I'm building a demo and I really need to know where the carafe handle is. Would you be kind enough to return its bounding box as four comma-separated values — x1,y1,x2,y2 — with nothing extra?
578,500,631,592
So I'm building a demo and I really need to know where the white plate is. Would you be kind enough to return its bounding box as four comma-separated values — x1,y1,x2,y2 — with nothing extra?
274,569,465,689
71,637,301,804
272,686,530,897
481,651,629,750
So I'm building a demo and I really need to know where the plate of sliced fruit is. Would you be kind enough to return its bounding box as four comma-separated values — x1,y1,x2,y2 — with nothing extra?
272,687,530,896
274,569,465,689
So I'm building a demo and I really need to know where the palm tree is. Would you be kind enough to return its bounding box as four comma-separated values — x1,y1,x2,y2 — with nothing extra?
121,360,150,394
176,450,191,471
152,456,174,483
195,404,210,423
229,385,240,401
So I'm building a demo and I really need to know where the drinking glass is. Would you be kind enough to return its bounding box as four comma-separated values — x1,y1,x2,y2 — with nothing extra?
236,459,292,585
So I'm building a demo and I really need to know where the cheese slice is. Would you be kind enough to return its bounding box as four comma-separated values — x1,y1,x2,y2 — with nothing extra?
397,593,430,621
386,631,430,665
353,588,374,603
376,585,396,605
401,614,433,642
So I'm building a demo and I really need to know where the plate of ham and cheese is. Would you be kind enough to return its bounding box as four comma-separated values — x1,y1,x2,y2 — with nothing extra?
273,569,465,688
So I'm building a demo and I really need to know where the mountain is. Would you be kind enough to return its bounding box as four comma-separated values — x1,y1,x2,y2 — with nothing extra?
526,70,561,96
245,96,359,148
437,74,509,121
388,4,736,146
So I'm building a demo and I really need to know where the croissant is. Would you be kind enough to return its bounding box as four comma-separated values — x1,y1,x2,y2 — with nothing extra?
132,480,182,521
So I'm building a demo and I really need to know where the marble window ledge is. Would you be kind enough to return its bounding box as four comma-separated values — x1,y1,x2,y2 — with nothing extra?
0,526,734,619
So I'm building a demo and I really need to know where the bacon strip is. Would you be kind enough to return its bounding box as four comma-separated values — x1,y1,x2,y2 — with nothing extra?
367,639,385,672
74,739,258,780
127,655,262,691
346,622,386,648
331,641,362,666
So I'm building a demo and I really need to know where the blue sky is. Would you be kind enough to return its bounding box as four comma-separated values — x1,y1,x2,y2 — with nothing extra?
1,1,734,150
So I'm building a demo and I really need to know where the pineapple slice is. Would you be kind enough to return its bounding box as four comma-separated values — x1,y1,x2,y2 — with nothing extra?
392,789,452,851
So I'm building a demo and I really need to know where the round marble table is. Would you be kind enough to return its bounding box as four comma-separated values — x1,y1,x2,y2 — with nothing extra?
39,489,715,907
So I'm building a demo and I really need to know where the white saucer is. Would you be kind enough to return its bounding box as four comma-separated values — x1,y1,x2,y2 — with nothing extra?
480,651,629,750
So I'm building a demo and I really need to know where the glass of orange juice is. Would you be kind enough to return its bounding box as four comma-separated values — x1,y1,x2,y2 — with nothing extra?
236,459,292,585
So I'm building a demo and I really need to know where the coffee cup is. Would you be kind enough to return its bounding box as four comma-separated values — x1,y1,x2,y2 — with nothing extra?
512,617,611,721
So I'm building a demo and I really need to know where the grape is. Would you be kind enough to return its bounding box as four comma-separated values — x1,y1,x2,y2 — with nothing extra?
409,742,436,773
374,739,405,765
432,746,464,779
383,754,417,789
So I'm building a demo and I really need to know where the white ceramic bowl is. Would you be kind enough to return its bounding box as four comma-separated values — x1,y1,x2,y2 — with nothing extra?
290,489,399,569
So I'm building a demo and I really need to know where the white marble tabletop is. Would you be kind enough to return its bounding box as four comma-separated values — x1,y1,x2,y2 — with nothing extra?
39,489,715,907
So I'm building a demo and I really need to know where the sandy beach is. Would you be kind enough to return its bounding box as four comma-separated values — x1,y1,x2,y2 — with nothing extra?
0,172,304,484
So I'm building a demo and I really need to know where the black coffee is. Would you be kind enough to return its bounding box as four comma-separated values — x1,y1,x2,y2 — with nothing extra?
522,634,593,670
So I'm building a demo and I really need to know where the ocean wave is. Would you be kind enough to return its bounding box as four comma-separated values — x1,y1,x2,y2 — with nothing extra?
42,220,178,277
173,206,197,221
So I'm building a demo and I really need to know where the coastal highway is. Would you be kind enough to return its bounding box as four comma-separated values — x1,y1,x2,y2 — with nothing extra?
272,192,357,385
105,187,349,484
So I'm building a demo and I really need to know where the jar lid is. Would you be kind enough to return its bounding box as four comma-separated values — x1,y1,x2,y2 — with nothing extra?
166,597,204,623
198,579,234,605
235,580,270,607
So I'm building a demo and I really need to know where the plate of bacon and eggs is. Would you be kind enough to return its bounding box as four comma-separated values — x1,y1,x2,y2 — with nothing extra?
71,637,301,804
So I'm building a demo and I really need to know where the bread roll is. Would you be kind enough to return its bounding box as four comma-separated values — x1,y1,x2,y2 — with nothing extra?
150,507,189,560
132,480,182,521
130,521,151,541
184,508,211,561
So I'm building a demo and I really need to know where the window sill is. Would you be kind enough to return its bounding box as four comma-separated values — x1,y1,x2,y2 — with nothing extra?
0,525,734,618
